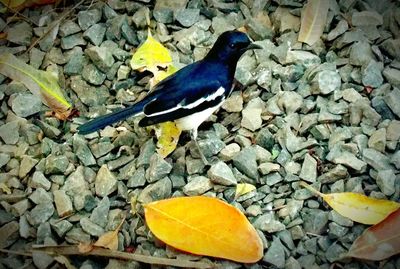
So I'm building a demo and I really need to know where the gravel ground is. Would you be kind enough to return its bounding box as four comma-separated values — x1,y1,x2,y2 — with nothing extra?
0,0,400,268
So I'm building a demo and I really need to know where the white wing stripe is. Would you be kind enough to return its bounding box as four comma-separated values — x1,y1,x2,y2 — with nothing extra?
145,86,226,117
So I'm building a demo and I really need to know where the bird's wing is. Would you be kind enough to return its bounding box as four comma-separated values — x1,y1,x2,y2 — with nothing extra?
139,71,226,126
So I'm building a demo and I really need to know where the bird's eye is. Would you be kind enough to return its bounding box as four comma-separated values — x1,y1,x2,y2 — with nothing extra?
229,43,236,48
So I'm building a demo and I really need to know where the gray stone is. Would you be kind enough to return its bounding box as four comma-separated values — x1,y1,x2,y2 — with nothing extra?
17,154,37,179
0,121,20,144
39,22,59,52
325,242,346,263
82,63,106,85
31,171,51,190
387,120,400,142
148,154,173,182
85,46,115,73
45,154,69,174
29,188,53,204
127,166,146,188
376,169,396,196
219,143,241,161
175,9,200,27
318,164,348,183
73,135,96,166
80,217,104,237
27,202,54,226
207,161,237,186
254,213,286,233
362,60,383,88
327,147,366,172
211,16,235,35
312,70,341,95
121,22,139,45
0,221,19,248
266,172,283,186
197,137,225,158
183,176,213,196
7,21,32,46
78,9,102,30
381,39,400,61
50,219,73,237
70,76,110,106
349,41,374,66
0,153,10,169
233,147,259,180
363,148,392,170
222,91,243,112
390,151,400,169
285,51,320,68
302,208,328,234
29,48,46,69
137,139,156,167
54,190,73,217
64,51,85,75
90,196,110,228
186,157,205,175
83,23,106,46
241,107,262,131
327,20,348,41
384,87,400,117
138,177,172,203
299,153,317,182
59,20,81,37
65,227,91,244
368,128,386,152
352,11,383,26
61,33,87,50
263,236,286,268
95,165,117,197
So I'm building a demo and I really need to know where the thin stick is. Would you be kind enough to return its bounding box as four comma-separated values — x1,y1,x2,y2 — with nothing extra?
31,245,214,269
0,248,33,257
299,181,324,197
27,0,86,53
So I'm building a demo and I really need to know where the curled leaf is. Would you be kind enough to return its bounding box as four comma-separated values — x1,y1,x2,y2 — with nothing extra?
155,121,182,158
300,182,400,225
94,216,126,251
346,208,400,261
144,196,263,263
130,30,172,74
298,0,330,45
235,183,256,199
0,53,74,120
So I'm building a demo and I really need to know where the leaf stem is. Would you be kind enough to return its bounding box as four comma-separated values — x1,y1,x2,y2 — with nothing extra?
299,181,324,197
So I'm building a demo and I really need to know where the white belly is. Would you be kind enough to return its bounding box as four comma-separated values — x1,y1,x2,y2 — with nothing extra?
175,104,222,131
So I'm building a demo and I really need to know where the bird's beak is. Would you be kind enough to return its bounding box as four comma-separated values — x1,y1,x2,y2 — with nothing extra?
245,43,262,50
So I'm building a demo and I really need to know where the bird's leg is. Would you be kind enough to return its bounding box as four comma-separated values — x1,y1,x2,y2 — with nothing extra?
191,128,209,165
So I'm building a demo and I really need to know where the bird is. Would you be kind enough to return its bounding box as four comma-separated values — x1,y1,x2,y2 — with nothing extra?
78,30,261,163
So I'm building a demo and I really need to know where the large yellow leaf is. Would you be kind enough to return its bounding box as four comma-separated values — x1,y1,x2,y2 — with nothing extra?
0,53,73,120
300,182,400,225
144,196,263,263
298,0,330,46
130,30,173,74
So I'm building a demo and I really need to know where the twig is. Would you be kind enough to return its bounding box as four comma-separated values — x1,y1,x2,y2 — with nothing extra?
31,245,214,269
27,0,86,53
0,248,33,257
0,193,28,202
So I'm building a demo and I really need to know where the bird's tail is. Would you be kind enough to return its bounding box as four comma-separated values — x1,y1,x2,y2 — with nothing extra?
77,101,145,135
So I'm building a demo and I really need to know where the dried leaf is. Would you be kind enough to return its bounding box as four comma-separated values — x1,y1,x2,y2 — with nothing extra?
155,121,182,158
235,183,256,199
300,182,400,225
130,30,172,74
144,196,263,263
298,0,330,45
346,208,400,261
0,53,73,120
94,216,126,250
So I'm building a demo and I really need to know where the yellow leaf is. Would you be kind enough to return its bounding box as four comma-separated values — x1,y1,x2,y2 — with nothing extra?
235,183,256,199
154,121,182,158
0,53,73,119
150,65,178,88
298,0,330,46
94,216,126,251
144,196,263,263
300,182,400,225
130,30,172,74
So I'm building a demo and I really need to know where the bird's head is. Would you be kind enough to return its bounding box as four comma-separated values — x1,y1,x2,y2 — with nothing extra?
205,30,262,64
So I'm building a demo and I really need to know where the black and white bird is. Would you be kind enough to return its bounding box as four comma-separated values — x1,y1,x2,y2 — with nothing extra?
78,30,261,161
